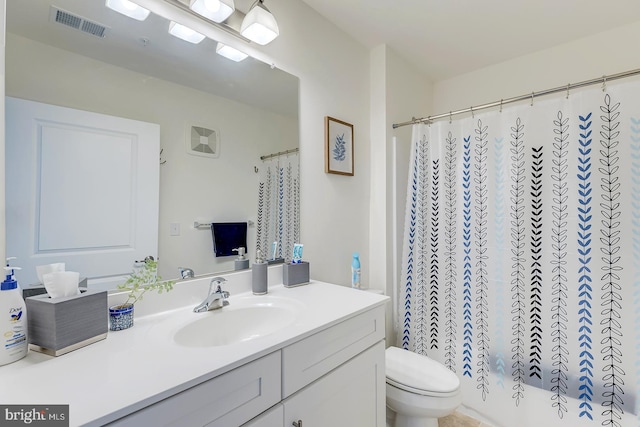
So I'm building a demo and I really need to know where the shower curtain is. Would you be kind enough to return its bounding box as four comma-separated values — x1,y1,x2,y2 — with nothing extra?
256,153,300,262
399,81,640,427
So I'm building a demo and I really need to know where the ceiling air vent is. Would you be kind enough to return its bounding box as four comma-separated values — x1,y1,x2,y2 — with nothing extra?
50,6,110,38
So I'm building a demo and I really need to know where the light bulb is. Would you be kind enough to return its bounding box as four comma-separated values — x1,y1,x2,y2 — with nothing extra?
168,22,206,44
204,0,221,13
121,0,138,10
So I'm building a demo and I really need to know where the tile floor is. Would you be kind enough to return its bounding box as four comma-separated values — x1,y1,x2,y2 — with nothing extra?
439,411,494,427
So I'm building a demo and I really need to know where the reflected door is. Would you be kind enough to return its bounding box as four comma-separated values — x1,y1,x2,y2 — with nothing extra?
6,97,159,287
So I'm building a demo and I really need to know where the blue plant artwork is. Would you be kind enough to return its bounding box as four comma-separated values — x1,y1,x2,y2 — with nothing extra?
332,133,346,161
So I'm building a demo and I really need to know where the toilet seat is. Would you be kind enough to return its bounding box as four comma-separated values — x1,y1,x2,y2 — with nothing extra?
385,347,460,397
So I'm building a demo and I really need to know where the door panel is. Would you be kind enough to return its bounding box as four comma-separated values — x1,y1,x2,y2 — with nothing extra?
6,97,159,287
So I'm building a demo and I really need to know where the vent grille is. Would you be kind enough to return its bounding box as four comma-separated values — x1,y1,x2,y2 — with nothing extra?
187,125,220,158
50,6,110,38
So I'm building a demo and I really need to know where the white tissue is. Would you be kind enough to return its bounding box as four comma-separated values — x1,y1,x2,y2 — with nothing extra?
42,271,80,299
36,263,65,284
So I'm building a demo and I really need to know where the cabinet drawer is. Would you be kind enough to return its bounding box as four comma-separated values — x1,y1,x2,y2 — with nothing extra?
282,305,385,397
109,351,281,427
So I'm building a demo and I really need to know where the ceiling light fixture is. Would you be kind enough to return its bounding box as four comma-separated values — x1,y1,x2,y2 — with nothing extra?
189,0,235,23
168,21,206,44
240,0,279,45
105,0,150,21
216,42,248,62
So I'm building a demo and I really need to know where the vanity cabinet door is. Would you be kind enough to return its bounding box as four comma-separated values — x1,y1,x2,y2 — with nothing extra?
283,341,385,427
108,351,281,427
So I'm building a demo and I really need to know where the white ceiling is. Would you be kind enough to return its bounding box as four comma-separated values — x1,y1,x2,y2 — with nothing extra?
301,0,640,81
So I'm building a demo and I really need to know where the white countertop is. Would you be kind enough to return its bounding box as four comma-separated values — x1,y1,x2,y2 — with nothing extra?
0,279,388,426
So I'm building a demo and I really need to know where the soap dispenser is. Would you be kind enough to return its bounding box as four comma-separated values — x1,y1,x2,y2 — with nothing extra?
252,249,268,295
0,258,28,366
233,247,249,271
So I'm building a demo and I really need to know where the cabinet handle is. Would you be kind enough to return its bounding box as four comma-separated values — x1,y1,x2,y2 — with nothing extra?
292,421,302,427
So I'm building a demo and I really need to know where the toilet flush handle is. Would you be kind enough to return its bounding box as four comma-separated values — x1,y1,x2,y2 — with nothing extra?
292,421,302,427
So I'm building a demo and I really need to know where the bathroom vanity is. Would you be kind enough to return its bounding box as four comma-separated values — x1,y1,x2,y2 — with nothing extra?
0,273,388,427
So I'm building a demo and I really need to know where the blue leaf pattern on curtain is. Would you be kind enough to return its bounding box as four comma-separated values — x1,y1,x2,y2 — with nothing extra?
398,83,640,427
462,135,473,379
577,112,594,421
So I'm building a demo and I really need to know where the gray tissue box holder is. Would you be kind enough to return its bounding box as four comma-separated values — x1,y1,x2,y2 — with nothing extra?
26,289,108,356
283,262,310,287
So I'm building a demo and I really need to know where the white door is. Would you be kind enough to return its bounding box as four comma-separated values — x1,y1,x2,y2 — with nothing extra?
6,97,159,288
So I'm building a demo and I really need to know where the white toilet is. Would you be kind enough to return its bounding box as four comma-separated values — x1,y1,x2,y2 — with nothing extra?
385,346,462,427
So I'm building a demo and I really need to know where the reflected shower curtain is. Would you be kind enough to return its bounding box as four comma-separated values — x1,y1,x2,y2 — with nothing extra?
398,81,640,427
256,153,300,262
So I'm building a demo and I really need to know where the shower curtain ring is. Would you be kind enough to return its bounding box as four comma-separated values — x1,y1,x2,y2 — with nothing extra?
566,83,570,99
470,106,474,119
449,112,452,124
530,92,534,106
602,75,607,92
499,99,503,113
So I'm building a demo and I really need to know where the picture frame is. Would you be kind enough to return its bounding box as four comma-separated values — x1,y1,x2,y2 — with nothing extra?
325,116,354,176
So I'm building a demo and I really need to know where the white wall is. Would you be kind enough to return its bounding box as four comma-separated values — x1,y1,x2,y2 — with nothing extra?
433,20,640,113
5,34,297,280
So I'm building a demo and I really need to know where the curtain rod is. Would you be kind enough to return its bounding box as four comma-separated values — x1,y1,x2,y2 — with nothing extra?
260,147,299,161
392,67,640,129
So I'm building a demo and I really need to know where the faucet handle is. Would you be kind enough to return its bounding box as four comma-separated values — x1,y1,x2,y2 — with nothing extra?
208,276,228,296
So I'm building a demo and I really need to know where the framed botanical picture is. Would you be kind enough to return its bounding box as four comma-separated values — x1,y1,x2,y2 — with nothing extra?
325,116,354,176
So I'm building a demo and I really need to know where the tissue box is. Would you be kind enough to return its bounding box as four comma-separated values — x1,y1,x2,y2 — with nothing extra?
26,289,108,356
283,262,310,288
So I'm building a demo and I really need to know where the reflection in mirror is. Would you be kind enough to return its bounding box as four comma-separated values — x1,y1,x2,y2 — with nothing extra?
5,0,299,286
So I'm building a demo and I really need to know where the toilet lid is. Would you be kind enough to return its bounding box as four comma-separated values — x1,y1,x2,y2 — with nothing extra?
385,347,460,394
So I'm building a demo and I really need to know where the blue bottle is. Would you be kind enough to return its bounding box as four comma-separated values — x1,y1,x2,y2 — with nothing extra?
351,253,361,289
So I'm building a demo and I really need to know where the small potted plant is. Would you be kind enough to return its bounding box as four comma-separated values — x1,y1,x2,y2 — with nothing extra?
109,258,175,331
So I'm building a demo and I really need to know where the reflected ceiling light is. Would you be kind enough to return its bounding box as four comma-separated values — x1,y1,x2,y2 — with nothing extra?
168,21,206,44
105,0,150,21
216,42,248,62
240,0,279,45
190,0,235,23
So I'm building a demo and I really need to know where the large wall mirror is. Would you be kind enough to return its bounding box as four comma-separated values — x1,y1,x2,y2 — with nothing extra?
6,0,299,286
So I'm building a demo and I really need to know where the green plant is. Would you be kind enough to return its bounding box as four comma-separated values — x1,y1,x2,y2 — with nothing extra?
117,259,175,307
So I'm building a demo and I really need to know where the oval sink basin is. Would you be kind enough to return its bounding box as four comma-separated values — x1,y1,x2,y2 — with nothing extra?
173,296,303,348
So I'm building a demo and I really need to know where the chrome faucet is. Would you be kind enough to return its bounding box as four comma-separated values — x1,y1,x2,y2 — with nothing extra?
193,277,229,313
179,267,195,279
